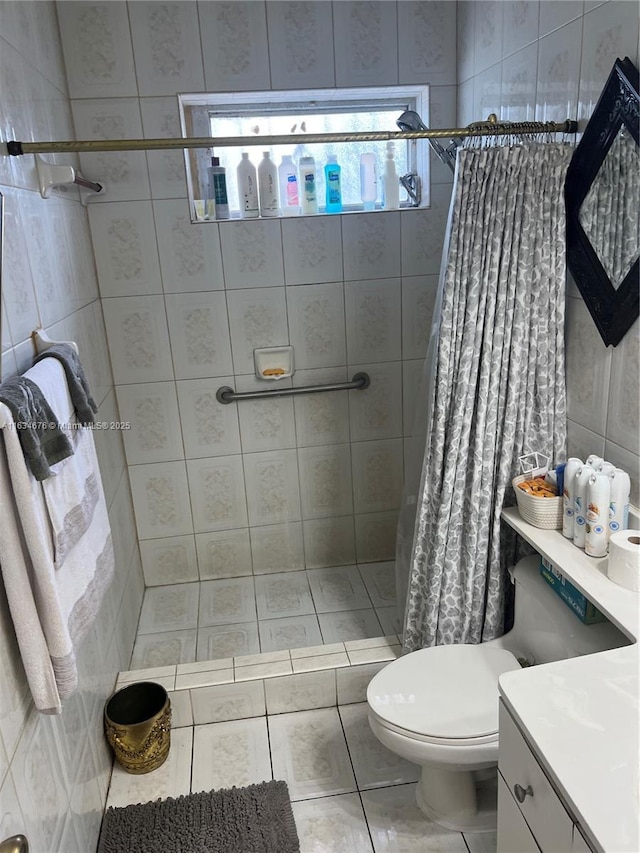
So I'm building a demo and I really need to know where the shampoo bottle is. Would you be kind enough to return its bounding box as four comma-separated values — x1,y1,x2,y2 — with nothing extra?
360,152,377,210
324,156,342,213
208,156,229,219
237,152,259,219
299,155,318,215
258,151,279,217
382,142,400,210
278,155,299,216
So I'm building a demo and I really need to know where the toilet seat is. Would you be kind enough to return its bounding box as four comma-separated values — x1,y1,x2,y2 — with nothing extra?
367,644,521,742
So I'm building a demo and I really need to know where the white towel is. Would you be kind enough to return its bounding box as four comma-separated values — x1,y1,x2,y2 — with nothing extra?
0,359,114,713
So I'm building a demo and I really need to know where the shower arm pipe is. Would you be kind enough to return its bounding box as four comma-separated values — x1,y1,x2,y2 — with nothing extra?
216,372,370,405
6,119,578,156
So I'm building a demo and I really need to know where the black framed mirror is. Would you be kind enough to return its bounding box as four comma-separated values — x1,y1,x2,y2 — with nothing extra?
565,56,639,347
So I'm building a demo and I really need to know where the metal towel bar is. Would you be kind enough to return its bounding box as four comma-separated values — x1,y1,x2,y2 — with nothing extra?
216,372,370,404
0,836,29,853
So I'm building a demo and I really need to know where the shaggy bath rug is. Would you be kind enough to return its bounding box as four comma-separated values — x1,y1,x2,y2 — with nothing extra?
97,780,300,853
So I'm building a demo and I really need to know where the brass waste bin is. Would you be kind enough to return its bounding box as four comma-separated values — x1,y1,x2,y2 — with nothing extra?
104,682,171,774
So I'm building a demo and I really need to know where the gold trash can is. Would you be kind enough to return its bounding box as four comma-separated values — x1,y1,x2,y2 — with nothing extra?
104,682,171,774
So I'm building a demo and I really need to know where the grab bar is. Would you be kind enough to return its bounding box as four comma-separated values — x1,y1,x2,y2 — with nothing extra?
0,836,29,853
216,372,370,404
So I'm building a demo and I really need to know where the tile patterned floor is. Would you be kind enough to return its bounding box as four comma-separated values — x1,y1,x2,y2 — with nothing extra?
130,562,401,669
105,702,496,852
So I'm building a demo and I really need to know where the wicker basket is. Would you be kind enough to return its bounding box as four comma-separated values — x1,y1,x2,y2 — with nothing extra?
512,473,563,529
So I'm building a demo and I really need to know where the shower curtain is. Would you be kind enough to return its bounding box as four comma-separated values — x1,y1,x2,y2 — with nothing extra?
401,140,573,651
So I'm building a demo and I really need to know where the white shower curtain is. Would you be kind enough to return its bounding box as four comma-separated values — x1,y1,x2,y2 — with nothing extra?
402,141,573,651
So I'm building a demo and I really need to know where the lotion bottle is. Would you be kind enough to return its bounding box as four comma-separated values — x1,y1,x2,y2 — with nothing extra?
360,152,377,210
324,156,342,213
382,142,400,209
237,152,259,219
278,155,299,216
208,156,229,219
299,155,318,215
258,151,279,217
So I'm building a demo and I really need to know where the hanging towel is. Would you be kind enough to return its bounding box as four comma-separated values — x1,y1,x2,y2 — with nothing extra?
0,358,114,713
0,375,73,480
33,342,97,424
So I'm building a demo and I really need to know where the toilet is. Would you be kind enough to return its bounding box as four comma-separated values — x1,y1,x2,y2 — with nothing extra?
366,555,629,832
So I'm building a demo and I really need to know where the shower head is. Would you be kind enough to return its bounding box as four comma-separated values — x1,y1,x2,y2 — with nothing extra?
396,110,459,174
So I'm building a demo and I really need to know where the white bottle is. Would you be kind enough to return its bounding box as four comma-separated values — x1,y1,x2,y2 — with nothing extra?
278,155,299,216
573,464,594,548
585,472,611,557
258,151,279,217
562,457,582,539
382,142,400,210
360,152,377,210
237,152,259,218
609,468,631,534
299,156,318,215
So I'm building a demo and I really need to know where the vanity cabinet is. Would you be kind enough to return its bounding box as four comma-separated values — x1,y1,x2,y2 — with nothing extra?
498,701,594,853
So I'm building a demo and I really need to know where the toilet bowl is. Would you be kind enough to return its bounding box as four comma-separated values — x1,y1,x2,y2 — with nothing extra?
366,555,630,832
367,643,520,831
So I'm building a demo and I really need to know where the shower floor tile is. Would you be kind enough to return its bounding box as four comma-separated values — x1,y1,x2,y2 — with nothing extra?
258,614,323,652
129,563,397,668
318,608,384,644
196,622,260,661
130,629,197,670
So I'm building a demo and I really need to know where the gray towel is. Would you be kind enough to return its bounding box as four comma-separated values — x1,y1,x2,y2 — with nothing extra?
0,376,73,481
33,344,97,424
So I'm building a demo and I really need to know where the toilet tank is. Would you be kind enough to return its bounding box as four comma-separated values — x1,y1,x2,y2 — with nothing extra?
496,556,630,665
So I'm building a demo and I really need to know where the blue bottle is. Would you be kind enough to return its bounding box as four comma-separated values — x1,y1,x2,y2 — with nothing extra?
324,156,342,213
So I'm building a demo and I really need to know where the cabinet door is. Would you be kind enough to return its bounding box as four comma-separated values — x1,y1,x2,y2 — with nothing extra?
498,773,540,853
499,702,574,852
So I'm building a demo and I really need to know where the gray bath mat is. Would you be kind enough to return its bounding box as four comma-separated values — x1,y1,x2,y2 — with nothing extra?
97,780,300,853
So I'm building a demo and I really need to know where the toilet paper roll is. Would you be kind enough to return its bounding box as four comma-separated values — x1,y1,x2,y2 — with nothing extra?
607,530,640,592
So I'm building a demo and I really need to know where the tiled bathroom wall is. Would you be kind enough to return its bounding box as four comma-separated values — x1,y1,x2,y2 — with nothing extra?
457,0,640,503
56,1,458,587
0,2,143,850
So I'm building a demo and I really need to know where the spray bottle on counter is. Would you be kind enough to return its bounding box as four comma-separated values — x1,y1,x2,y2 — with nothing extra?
573,464,594,548
585,471,611,557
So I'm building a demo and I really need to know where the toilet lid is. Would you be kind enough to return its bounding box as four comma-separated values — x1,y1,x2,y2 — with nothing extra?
367,645,521,740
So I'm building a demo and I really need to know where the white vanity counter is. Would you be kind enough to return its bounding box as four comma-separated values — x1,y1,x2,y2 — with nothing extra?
499,507,639,853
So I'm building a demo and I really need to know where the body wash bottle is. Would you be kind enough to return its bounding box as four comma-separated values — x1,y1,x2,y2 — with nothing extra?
324,156,342,213
299,155,318,215
237,152,259,218
278,155,299,216
258,151,279,217
360,152,377,210
208,156,229,219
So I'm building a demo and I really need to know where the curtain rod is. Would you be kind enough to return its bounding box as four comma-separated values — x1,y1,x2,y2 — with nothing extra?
6,118,577,156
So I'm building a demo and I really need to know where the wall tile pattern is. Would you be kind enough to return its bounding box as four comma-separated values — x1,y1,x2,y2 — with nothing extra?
0,3,142,849
457,0,640,500
55,0,459,589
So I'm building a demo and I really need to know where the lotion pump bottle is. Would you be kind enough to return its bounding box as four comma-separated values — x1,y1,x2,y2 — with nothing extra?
258,151,279,217
299,155,318,215
324,156,342,213
382,142,400,210
237,152,259,218
360,152,377,210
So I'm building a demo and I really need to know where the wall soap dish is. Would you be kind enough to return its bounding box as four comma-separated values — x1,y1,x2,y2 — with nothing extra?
254,346,294,380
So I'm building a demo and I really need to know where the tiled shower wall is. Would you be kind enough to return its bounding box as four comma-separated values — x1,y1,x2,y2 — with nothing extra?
57,1,458,586
456,0,640,503
0,2,142,850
